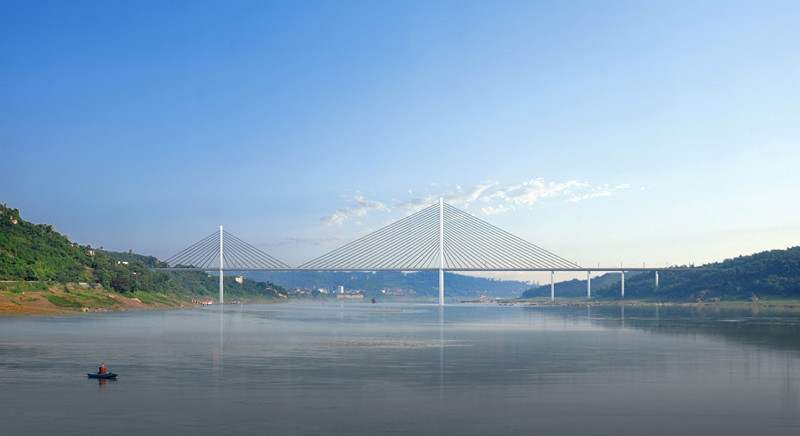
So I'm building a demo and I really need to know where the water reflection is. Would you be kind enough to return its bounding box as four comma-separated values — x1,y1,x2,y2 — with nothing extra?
1,303,798,436
217,305,223,374
539,304,800,352
439,305,444,399
785,358,798,412
94,377,117,392
656,304,659,327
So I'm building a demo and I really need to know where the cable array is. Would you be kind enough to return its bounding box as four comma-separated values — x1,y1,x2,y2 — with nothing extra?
163,202,579,271
441,203,578,269
300,204,441,270
165,230,290,270
299,202,580,270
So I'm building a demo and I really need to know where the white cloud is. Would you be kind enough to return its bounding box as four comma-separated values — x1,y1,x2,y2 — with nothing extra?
264,236,344,247
570,190,612,202
392,195,436,210
484,178,583,206
321,178,629,225
320,193,390,227
477,178,630,214
481,204,512,215
452,183,494,203
569,183,629,202
393,181,497,211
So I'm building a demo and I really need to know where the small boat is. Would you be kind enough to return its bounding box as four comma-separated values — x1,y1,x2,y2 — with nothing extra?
87,372,118,379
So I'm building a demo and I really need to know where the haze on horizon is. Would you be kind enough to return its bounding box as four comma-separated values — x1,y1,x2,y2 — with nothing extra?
2,1,799,283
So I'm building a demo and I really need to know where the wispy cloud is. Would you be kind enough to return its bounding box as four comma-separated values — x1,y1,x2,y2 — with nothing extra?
482,179,582,206
321,193,390,227
264,236,344,247
480,204,513,215
393,182,497,211
480,179,629,211
320,178,630,225
569,189,611,202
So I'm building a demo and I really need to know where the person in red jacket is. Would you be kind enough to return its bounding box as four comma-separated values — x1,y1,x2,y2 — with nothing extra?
98,362,106,375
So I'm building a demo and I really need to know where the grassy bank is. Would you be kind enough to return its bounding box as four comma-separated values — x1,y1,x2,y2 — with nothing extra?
0,281,194,314
0,280,297,316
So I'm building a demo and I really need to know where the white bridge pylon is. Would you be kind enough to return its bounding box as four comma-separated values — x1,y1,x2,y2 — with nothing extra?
161,200,583,306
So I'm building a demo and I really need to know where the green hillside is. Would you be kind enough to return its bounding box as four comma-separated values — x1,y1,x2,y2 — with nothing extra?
521,247,800,302
0,204,285,308
0,205,94,282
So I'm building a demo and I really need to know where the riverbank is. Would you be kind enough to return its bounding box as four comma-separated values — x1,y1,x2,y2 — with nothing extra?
463,298,800,310
0,281,294,316
0,281,196,315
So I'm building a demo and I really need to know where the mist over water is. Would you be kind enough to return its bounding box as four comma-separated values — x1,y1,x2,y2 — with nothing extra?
1,303,799,435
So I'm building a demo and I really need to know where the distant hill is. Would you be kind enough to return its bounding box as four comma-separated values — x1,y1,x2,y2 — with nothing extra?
0,204,285,309
246,270,533,299
521,247,800,302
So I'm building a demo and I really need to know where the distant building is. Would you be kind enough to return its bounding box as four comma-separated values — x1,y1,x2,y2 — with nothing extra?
235,276,244,284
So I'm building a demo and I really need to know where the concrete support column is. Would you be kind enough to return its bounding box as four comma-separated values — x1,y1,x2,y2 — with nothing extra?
655,271,659,288
550,271,555,301
439,269,444,306
621,271,625,298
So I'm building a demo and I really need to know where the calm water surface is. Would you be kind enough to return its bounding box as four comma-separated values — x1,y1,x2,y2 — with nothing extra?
1,302,799,435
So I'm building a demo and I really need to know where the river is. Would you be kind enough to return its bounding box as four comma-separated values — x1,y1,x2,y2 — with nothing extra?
1,302,799,435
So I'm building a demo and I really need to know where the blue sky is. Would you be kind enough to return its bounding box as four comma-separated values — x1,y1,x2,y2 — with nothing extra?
3,1,800,281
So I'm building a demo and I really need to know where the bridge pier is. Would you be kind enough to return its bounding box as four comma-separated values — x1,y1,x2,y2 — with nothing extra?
550,271,554,301
655,270,659,288
439,268,444,306
620,271,625,298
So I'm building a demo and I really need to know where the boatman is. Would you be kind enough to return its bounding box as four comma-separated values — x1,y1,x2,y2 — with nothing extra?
99,362,106,375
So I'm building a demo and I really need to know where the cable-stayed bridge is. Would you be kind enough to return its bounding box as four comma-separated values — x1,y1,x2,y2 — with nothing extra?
158,199,674,305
